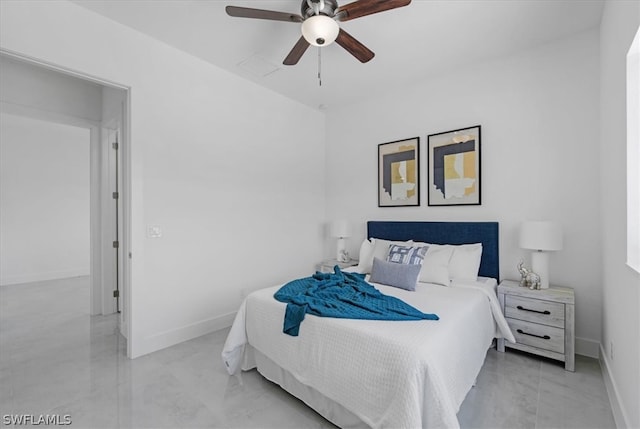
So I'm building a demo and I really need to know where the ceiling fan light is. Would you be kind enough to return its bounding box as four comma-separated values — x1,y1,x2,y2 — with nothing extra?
301,15,339,47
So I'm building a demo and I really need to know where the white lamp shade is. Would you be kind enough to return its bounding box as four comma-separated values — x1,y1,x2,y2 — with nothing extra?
519,221,563,251
329,220,351,238
301,15,339,47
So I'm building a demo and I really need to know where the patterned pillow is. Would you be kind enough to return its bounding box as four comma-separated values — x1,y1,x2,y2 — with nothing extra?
386,244,427,265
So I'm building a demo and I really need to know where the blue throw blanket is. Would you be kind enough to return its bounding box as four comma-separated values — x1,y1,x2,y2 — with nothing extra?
274,266,439,336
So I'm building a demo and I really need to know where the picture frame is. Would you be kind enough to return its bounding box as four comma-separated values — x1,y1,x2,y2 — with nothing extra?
427,125,481,206
378,137,420,207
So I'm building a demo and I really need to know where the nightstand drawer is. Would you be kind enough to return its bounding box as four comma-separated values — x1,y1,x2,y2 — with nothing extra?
505,295,565,328
507,318,565,354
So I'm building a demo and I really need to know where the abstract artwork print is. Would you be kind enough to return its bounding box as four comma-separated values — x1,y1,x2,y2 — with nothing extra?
378,137,420,207
427,126,481,206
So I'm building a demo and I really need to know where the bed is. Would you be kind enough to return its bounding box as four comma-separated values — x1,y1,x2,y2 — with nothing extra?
222,221,515,428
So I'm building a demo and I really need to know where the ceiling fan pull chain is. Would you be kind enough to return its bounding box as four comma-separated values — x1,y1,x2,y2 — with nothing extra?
318,47,322,86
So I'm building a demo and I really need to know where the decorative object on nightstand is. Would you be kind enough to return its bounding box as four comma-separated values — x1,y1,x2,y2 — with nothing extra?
497,279,575,371
330,220,351,262
517,260,541,290
317,258,359,273
519,221,563,289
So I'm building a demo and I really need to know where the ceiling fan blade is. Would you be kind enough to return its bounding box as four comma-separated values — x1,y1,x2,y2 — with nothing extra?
283,37,311,65
225,6,303,23
335,0,411,22
335,28,375,63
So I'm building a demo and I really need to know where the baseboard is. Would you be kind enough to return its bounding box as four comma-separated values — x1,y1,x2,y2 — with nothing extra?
0,269,90,286
131,311,236,359
600,344,631,429
576,336,600,358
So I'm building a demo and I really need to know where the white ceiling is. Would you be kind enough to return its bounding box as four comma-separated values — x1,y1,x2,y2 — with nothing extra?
74,0,604,110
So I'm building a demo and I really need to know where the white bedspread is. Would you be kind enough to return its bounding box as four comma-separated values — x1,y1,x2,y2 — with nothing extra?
222,279,514,429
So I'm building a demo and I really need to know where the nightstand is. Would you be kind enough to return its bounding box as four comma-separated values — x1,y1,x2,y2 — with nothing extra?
317,259,359,273
497,279,575,371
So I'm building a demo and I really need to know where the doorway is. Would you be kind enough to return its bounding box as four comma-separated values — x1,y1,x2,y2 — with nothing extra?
0,115,91,284
0,51,131,355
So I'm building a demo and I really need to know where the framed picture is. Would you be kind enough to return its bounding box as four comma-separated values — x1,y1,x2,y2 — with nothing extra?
378,137,420,207
427,125,481,206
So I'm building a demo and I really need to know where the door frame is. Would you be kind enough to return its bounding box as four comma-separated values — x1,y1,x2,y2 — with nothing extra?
0,48,133,357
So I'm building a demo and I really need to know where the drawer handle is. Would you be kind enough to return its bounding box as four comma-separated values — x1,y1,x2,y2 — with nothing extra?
516,329,550,340
516,305,550,315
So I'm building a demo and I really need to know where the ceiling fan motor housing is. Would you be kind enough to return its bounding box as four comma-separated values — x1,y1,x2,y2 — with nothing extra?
301,0,338,19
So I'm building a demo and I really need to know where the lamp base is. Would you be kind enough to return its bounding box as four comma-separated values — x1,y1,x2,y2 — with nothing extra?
336,238,350,262
531,251,550,289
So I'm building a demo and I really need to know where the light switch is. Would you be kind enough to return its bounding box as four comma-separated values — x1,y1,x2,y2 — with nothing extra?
148,225,162,238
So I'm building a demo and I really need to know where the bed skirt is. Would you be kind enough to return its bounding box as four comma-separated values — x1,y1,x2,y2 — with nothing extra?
245,344,367,428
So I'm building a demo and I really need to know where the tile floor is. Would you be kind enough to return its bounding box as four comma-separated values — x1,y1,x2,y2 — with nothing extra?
0,277,616,428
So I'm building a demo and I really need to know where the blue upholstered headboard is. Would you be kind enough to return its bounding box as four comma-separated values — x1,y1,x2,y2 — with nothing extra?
367,221,500,281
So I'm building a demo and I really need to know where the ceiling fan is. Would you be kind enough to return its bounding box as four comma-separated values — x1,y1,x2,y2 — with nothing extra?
226,0,411,66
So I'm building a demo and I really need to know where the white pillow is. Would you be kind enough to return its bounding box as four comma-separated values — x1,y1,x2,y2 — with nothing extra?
419,263,450,286
357,238,413,274
449,243,483,281
356,239,375,273
418,244,453,284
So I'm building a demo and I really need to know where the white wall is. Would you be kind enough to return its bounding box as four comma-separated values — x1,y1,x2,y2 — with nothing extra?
0,113,90,285
325,30,602,356
0,0,326,357
600,1,640,427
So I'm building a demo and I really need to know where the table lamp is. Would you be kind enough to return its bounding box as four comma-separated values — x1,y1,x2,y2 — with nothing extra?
330,220,351,262
519,221,563,289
